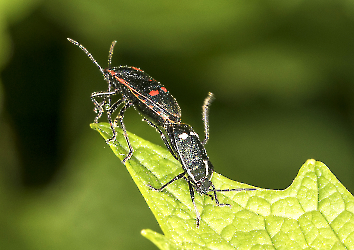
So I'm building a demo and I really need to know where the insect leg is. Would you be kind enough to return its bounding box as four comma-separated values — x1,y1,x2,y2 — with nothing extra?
202,92,215,145
111,101,133,163
103,98,124,142
208,186,256,206
148,171,186,191
209,183,231,207
91,90,117,122
187,180,201,228
214,188,257,192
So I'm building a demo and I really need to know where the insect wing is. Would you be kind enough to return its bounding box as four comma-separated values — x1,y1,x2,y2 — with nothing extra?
107,67,181,124
172,124,213,183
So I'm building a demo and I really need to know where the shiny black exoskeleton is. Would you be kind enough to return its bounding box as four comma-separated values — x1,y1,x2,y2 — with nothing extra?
147,93,256,227
67,38,181,162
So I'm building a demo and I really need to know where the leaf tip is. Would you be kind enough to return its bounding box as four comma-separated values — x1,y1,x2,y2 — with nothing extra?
89,123,98,130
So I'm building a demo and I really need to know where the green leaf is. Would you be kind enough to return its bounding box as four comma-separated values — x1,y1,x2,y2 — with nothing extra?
91,122,354,250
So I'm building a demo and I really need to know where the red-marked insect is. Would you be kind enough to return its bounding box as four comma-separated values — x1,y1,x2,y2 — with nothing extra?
67,38,181,163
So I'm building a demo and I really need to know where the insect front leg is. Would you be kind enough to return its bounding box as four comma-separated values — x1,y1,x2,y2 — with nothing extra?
104,98,124,143
91,90,118,123
111,101,133,163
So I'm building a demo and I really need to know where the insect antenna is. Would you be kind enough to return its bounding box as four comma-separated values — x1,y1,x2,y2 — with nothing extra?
202,92,215,145
67,38,105,76
108,40,117,69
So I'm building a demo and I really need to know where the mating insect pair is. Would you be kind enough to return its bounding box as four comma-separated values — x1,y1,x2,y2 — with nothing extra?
68,38,255,227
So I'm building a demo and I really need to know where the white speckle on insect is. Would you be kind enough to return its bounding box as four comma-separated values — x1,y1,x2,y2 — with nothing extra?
204,160,209,176
179,133,189,140
190,131,199,137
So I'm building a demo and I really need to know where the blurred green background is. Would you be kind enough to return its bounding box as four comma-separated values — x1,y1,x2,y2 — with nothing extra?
1,0,354,249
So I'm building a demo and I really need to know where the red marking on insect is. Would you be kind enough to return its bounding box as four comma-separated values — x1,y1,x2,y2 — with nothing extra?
116,77,129,86
106,69,117,76
131,66,143,72
149,90,159,96
104,69,177,123
108,71,138,95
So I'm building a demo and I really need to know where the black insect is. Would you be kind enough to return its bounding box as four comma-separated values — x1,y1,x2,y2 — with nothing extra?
67,38,181,163
147,93,256,227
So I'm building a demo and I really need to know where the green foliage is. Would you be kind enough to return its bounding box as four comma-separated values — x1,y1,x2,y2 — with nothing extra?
92,123,354,250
